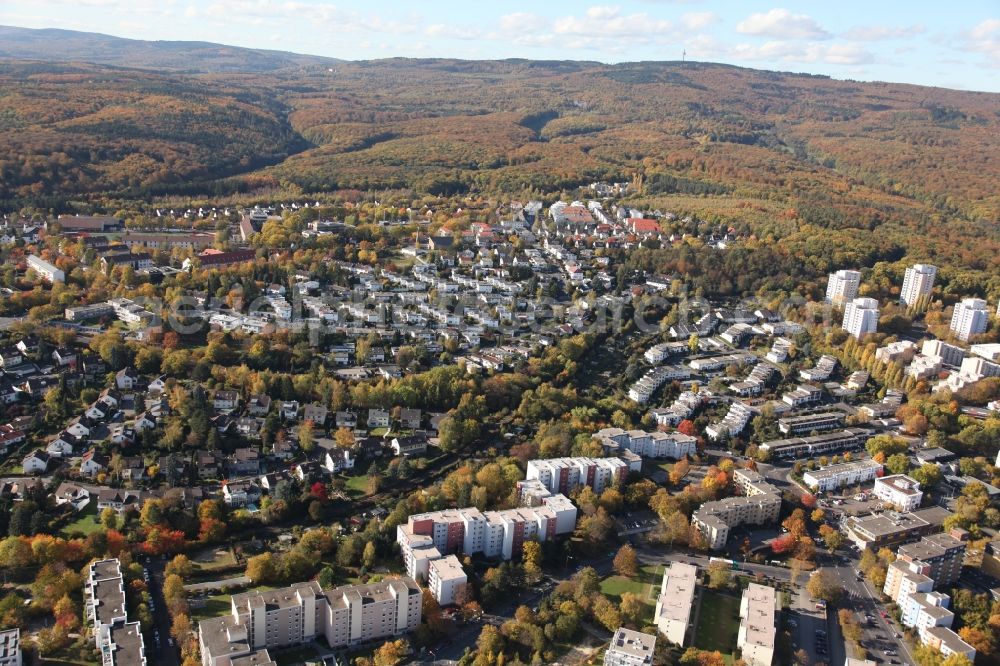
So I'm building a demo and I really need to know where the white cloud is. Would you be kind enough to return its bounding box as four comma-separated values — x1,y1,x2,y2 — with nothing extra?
736,8,829,40
960,18,1000,66
425,24,483,40
731,40,873,65
553,5,674,37
499,12,546,34
843,24,925,41
680,11,718,31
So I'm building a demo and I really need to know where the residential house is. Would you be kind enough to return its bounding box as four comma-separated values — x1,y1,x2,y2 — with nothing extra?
196,451,221,479
97,489,143,513
51,348,77,367
399,408,422,430
235,417,263,439
302,403,328,426
391,435,428,457
335,412,357,429
279,400,300,420
80,449,109,478
115,367,141,390
368,409,390,428
22,450,50,475
223,480,262,507
212,390,239,412
227,448,262,476
247,395,272,416
120,457,146,483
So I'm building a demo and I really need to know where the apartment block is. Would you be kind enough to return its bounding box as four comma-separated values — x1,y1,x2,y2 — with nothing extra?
874,474,923,511
0,629,20,666
397,498,577,564
825,269,861,304
922,626,976,660
842,297,879,338
198,578,422,666
900,591,954,635
693,472,781,550
604,627,656,666
653,562,697,646
737,584,776,666
84,559,146,666
758,428,872,461
27,254,64,283
525,456,628,496
594,428,697,460
427,555,467,606
802,459,883,493
922,339,966,367
883,559,934,603
896,532,967,588
777,411,844,436
950,298,989,342
900,264,937,306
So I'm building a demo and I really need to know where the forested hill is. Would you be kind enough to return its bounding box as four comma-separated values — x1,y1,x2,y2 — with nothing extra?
0,25,338,72
0,26,999,232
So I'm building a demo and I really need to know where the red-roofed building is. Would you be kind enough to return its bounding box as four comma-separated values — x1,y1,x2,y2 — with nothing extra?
627,218,660,234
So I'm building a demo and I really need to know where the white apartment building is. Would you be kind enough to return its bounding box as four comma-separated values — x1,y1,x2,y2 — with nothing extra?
802,459,883,493
84,559,147,666
737,584,776,666
27,254,65,283
900,264,937,306
198,578,422,666
923,626,977,661
950,298,989,342
900,591,954,635
525,456,628,496
604,627,656,666
884,559,933,603
397,498,577,564
842,297,879,338
427,555,467,606
653,562,697,646
825,269,861,304
693,473,781,550
874,474,923,511
0,629,20,666
594,428,698,460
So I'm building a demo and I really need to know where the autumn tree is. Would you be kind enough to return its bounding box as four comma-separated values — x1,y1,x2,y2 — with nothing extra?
613,544,639,578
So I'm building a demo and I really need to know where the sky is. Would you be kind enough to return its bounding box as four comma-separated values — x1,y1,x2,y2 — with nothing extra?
2,1,999,92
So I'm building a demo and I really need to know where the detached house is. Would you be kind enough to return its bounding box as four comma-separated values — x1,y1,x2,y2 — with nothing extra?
303,403,328,426
335,411,357,429
227,448,261,476
46,431,79,457
399,408,422,430
115,367,141,390
120,457,146,483
212,390,239,412
368,409,390,429
391,434,428,457
22,449,50,474
247,395,272,416
80,449,109,478
279,400,300,420
223,480,262,507
51,348,77,367
195,451,221,479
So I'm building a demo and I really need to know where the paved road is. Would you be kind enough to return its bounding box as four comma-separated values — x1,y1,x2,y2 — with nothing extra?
184,575,252,592
147,558,180,666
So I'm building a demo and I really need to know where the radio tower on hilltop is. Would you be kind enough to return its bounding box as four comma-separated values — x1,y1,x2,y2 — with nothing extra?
682,49,686,62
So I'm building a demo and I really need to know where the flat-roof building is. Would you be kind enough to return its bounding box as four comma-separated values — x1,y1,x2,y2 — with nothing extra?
802,459,883,493
737,583,776,666
874,474,923,511
604,628,656,666
653,562,697,646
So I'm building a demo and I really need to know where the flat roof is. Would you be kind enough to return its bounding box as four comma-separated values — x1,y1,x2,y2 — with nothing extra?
804,459,882,481
876,475,922,496
429,555,467,582
607,627,656,661
106,622,145,666
740,583,776,649
656,562,697,624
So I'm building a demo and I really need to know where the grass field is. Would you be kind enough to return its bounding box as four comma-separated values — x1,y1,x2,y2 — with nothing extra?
600,564,664,608
344,473,371,497
693,589,742,664
60,502,103,536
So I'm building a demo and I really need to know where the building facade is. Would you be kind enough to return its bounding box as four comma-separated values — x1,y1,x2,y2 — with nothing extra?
900,264,937,306
737,584,776,666
525,456,628,496
842,297,879,338
874,475,923,511
825,269,862,304
950,298,989,342
653,562,697,646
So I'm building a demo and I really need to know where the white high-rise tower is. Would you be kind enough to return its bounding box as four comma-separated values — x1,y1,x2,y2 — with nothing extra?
843,297,879,338
900,264,937,306
950,298,989,342
826,270,861,304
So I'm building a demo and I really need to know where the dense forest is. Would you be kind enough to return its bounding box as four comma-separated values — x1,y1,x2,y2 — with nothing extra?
0,28,999,275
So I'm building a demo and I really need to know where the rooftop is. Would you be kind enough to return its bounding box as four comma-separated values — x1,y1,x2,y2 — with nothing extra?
429,554,467,582
876,474,922,496
607,627,656,662
740,583,776,649
656,562,697,624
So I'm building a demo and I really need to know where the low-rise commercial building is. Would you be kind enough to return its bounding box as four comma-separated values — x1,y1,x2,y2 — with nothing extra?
737,583,776,666
873,474,923,511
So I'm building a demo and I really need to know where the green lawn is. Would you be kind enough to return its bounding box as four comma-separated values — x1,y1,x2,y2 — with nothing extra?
61,502,103,536
344,474,371,497
600,564,663,607
693,589,742,663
